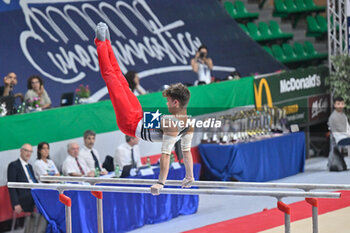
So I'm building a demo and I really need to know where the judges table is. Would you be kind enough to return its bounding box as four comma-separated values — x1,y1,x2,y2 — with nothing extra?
31,164,200,233
198,132,305,182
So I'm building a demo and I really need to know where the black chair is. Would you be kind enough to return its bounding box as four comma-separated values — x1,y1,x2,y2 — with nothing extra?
60,92,75,106
328,133,347,171
102,155,114,172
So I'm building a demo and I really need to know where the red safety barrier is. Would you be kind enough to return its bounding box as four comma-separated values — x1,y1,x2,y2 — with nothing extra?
91,191,103,199
59,194,71,207
277,201,291,215
305,198,318,207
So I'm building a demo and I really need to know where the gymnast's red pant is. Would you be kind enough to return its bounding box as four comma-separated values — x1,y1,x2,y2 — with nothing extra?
95,38,143,137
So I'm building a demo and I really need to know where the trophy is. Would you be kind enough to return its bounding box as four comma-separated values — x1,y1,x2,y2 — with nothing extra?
201,132,209,143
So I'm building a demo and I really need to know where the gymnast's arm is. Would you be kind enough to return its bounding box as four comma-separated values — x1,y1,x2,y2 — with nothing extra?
150,123,177,195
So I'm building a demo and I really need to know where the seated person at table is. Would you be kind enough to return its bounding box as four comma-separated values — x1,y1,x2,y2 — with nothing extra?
79,130,108,175
34,142,60,181
24,75,52,110
114,135,142,170
7,144,36,213
62,142,94,177
327,97,350,171
7,143,47,232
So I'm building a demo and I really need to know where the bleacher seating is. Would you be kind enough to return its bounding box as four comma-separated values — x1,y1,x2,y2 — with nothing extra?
306,15,327,37
225,0,328,68
265,41,327,66
224,1,259,22
240,21,293,43
274,0,326,16
304,0,326,12
273,0,326,27
269,20,294,40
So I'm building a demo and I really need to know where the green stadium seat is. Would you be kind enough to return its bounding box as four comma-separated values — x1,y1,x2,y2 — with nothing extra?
284,0,299,13
304,0,326,12
269,20,284,34
273,0,288,17
258,22,273,39
272,44,287,62
304,41,328,59
269,20,293,40
294,0,308,11
234,1,259,20
306,16,322,37
293,42,309,60
224,2,237,18
247,22,262,41
282,43,298,62
316,15,328,33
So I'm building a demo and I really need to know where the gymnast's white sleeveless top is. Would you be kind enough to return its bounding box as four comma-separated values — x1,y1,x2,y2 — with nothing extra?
135,116,189,142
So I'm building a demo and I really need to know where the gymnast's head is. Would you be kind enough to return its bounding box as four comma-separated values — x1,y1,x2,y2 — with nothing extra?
162,83,190,114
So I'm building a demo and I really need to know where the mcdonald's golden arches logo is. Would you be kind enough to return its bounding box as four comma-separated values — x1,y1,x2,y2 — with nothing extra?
254,78,273,110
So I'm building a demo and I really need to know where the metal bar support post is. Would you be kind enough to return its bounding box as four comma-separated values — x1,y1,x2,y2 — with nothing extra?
306,198,318,233
59,193,72,233
277,201,291,233
91,191,104,233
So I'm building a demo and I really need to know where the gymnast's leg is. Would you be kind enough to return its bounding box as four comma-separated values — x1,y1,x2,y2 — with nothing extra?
105,37,143,114
95,23,141,136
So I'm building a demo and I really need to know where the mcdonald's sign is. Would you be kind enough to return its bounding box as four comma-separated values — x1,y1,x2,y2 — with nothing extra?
254,78,273,110
253,66,329,125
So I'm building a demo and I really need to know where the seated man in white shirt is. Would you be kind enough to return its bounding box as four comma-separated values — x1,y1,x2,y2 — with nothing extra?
79,130,107,175
62,142,94,177
114,135,142,170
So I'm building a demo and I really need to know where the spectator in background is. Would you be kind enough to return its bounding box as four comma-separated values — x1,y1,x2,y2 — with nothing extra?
125,71,147,96
114,135,142,170
0,72,23,99
191,45,213,85
7,144,36,214
62,142,94,177
328,97,350,143
24,75,51,110
79,130,108,175
0,72,23,115
34,142,60,181
327,97,350,171
7,143,47,232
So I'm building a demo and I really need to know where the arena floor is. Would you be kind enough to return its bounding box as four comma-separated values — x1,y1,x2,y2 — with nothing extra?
130,157,350,233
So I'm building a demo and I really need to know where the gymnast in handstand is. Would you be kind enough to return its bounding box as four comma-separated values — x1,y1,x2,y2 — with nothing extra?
94,22,194,195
